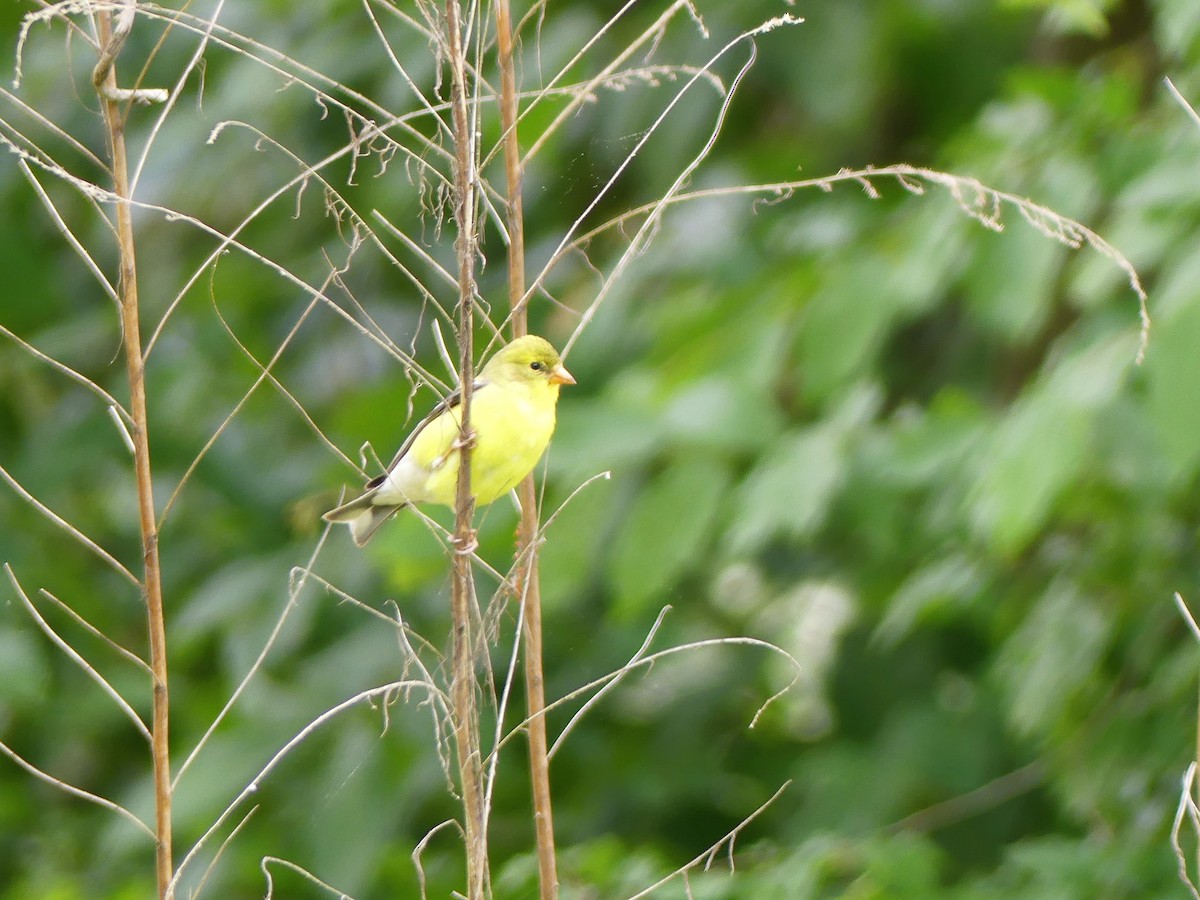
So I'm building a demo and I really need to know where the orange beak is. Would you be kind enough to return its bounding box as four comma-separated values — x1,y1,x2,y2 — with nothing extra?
550,363,576,386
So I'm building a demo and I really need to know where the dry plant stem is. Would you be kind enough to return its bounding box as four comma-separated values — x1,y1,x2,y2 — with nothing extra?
94,11,172,898
1175,592,1200,883
625,780,792,900
515,494,558,900
495,0,527,323
445,0,487,896
169,681,433,897
494,0,558,895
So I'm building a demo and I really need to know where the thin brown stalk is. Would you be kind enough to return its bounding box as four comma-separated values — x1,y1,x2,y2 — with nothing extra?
445,0,487,896
496,0,527,323
93,10,173,898
494,0,557,896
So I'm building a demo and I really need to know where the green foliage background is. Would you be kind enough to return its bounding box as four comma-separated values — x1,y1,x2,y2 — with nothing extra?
2,0,1200,896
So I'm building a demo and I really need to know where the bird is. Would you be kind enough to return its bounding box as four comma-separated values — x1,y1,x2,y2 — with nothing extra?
323,334,575,546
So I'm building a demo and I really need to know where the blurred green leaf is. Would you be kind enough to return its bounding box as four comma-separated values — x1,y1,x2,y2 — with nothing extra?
608,455,730,618
969,333,1133,555
726,424,845,555
661,376,785,453
875,554,985,647
962,224,1059,342
796,260,904,404
0,626,48,708
540,475,617,613
992,582,1111,738
1000,0,1115,37
549,397,663,484
1143,250,1200,477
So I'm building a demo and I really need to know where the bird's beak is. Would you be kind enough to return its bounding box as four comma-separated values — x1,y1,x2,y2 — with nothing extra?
550,363,576,386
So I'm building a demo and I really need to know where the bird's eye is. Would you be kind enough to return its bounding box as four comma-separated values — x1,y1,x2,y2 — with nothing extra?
530,361,544,371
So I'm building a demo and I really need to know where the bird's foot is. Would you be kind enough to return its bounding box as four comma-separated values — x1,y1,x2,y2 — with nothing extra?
452,428,477,452
451,531,479,555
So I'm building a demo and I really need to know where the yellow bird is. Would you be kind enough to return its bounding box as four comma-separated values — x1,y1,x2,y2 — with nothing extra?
323,335,575,546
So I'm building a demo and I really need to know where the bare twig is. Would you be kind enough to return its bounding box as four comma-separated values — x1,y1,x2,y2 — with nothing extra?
19,160,119,312
0,462,140,588
158,290,323,526
549,606,671,759
0,320,129,425
495,0,526,320
413,819,462,900
0,85,110,172
1176,592,1200,644
192,807,258,899
562,24,786,355
38,587,152,675
210,294,360,474
886,761,1046,834
518,0,712,167
169,681,434,898
1166,77,1200,132
129,0,228,192
5,565,150,742
363,0,452,144
144,120,451,365
492,0,557,894
0,738,155,840
158,239,361,527
552,163,1149,364
445,0,487,896
491,634,802,762
262,855,359,900
93,9,173,895
483,561,528,828
1175,591,1200,890
1174,763,1200,900
25,0,453,178
172,524,333,789
626,781,791,899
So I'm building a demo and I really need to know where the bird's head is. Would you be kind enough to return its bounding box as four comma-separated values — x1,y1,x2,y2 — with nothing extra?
483,335,575,388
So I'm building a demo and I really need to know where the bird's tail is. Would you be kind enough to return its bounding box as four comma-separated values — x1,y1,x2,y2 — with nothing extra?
322,493,405,546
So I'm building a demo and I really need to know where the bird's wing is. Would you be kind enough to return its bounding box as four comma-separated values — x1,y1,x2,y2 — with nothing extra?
363,378,490,490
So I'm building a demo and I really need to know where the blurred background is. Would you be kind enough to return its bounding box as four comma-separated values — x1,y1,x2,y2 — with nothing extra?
2,0,1200,896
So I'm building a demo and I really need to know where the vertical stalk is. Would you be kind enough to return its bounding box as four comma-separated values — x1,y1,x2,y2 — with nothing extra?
445,1,487,896
516,484,558,900
495,2,559,897
93,11,172,899
496,0,528,328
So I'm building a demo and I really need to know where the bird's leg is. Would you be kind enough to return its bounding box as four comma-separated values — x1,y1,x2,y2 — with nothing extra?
433,428,477,472
449,426,478,555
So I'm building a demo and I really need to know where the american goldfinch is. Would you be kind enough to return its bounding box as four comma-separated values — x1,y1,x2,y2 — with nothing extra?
323,335,575,546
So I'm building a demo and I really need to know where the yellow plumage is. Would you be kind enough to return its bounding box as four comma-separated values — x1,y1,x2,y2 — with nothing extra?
323,335,574,545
